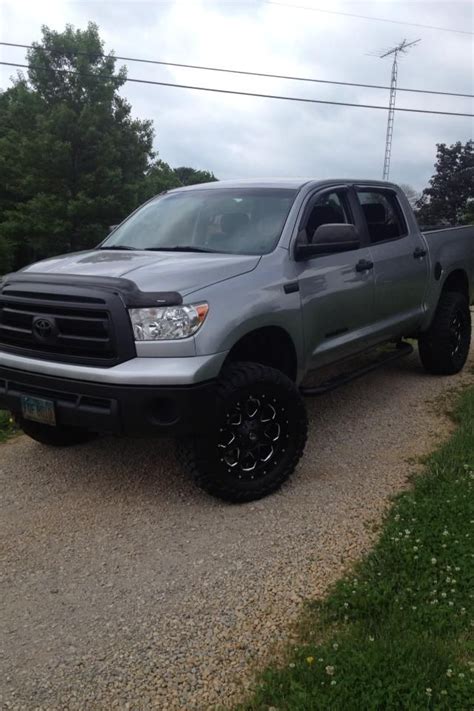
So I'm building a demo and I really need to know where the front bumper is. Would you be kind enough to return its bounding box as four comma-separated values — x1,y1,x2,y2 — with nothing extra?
0,365,217,436
0,349,227,385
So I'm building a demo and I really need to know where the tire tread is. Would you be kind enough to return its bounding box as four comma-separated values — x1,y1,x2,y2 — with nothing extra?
418,291,471,375
178,362,307,503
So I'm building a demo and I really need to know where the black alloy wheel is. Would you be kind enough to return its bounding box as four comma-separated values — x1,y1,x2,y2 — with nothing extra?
218,392,287,481
418,291,471,375
178,362,308,503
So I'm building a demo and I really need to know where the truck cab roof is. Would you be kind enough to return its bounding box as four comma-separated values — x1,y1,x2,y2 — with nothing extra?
166,178,402,194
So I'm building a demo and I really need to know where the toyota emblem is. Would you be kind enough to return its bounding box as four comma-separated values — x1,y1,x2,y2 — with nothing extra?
33,317,55,340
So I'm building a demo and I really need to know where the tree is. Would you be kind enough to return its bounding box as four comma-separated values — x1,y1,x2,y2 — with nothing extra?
0,23,154,269
173,166,217,186
0,81,46,267
140,162,218,202
0,236,12,274
416,141,474,226
461,199,474,225
140,159,182,201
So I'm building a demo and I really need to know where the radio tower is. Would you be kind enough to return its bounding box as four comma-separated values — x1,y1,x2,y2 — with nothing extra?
380,39,420,181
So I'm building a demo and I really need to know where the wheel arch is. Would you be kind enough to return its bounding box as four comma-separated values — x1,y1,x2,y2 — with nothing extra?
441,268,470,302
223,325,298,381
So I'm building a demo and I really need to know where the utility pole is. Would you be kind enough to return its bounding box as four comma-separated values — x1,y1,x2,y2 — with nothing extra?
379,39,420,181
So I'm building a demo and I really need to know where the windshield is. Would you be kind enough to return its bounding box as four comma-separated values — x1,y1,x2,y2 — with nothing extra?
101,188,298,255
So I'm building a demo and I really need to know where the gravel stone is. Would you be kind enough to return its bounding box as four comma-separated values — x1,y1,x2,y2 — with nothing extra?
1,344,473,710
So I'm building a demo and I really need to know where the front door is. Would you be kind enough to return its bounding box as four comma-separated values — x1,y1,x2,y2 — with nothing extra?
294,187,376,370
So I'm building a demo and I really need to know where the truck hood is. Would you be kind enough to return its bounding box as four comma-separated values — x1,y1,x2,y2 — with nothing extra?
21,249,261,296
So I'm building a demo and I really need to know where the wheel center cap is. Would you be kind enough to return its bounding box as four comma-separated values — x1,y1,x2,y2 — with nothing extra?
240,420,259,440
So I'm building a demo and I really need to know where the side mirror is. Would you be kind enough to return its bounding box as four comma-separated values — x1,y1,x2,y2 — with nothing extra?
295,223,360,260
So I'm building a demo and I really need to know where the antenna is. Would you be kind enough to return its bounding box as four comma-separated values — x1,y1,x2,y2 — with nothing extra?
378,39,420,180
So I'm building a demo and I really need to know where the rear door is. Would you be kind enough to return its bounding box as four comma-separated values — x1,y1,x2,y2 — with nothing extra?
354,187,429,338
294,186,376,369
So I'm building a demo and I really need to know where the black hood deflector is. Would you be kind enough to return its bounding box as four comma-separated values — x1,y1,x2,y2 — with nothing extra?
1,272,183,308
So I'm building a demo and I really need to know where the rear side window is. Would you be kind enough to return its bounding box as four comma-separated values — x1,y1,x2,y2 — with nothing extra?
357,190,407,244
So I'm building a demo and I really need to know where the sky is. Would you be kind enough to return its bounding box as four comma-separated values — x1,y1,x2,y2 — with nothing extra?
0,0,473,191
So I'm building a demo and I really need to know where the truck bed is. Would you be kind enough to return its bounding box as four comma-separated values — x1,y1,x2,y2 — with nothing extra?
422,225,474,306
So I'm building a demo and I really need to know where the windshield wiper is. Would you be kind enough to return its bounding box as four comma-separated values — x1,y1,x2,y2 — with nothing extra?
145,245,220,253
99,245,139,251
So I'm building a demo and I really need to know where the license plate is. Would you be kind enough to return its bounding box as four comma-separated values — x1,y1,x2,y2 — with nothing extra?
21,395,56,426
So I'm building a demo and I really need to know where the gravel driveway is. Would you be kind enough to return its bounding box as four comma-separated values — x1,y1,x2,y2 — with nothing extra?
1,345,473,710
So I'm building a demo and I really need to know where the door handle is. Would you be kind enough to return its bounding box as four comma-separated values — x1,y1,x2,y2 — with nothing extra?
413,247,427,259
356,259,374,272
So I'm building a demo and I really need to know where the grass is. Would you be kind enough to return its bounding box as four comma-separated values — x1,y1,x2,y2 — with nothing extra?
238,387,474,711
0,409,17,442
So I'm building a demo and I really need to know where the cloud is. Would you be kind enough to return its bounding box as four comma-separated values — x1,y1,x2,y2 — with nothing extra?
1,0,472,190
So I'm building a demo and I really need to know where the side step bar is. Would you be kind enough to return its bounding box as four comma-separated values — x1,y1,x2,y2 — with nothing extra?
300,342,414,397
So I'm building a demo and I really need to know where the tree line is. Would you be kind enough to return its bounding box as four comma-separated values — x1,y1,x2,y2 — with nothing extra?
0,23,216,273
413,140,473,227
0,23,472,274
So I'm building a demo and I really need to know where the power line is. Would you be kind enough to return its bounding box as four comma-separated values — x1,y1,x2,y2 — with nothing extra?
264,1,474,36
0,41,472,99
1,60,473,118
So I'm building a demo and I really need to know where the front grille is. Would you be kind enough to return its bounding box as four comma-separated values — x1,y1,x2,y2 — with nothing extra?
0,282,135,366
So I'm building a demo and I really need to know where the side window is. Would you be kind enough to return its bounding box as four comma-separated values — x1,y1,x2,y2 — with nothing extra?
304,191,350,243
357,190,407,244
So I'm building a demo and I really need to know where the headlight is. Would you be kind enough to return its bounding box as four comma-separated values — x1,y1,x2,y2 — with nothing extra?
128,303,209,341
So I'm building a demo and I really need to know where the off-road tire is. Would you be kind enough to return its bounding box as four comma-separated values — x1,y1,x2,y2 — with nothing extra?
178,362,308,503
418,291,471,375
20,419,97,447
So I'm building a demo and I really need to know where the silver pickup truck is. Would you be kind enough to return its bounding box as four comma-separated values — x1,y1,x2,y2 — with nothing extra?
0,179,472,502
